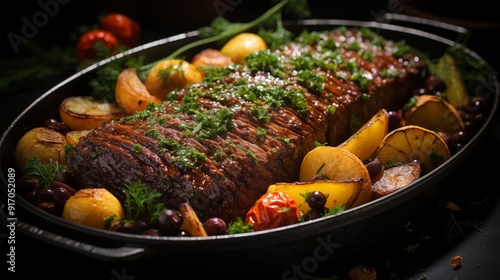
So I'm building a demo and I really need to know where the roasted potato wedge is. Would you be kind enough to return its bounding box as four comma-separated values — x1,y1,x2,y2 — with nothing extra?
435,53,469,107
144,59,203,100
371,161,422,199
299,146,372,206
179,202,207,237
337,109,389,161
220,32,267,64
59,96,125,131
14,127,67,171
404,95,465,135
62,188,124,230
267,178,364,212
376,125,450,174
115,68,162,115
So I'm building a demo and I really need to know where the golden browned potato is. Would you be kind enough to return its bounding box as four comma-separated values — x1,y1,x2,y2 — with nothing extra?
115,68,162,115
376,125,450,174
191,48,233,70
220,32,267,64
62,188,124,229
267,178,364,212
144,59,204,100
337,109,389,161
404,95,465,135
59,96,125,131
14,127,67,171
299,146,372,207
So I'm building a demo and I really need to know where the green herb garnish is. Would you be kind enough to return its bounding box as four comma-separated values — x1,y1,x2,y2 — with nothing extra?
122,181,165,223
227,217,253,234
23,157,67,190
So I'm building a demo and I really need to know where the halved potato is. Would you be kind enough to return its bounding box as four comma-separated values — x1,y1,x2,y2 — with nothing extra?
144,59,203,100
62,188,124,230
371,161,422,199
337,109,389,161
376,125,450,174
299,146,372,206
220,32,267,64
404,95,465,135
59,96,125,131
14,127,67,171
267,178,364,212
115,68,162,115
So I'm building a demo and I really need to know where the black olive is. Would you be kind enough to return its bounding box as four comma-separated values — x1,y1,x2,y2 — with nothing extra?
306,191,327,210
387,110,402,131
303,207,328,221
157,209,183,235
203,217,227,236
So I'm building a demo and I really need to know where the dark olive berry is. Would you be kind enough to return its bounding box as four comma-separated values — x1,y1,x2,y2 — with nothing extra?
51,181,77,194
303,207,328,221
51,186,74,209
425,74,447,92
157,209,183,235
464,96,489,115
387,110,402,131
43,118,71,134
364,157,382,178
35,188,54,203
306,191,327,210
204,217,227,236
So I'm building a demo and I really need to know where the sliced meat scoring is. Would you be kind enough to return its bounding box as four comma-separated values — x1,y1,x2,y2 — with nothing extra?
67,27,426,223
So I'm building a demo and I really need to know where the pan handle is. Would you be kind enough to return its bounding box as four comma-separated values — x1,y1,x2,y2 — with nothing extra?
377,12,470,45
0,200,147,261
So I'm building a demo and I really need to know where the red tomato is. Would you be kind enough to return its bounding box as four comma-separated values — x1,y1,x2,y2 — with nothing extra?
244,191,301,231
76,29,119,63
99,13,140,48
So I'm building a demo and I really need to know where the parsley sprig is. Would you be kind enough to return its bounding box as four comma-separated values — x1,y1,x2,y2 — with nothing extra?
123,181,165,223
23,156,67,190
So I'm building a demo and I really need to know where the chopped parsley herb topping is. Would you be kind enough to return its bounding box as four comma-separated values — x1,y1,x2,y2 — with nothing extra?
144,129,206,168
183,108,234,139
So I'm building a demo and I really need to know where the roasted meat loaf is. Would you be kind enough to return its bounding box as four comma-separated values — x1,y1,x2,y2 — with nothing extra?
67,28,426,223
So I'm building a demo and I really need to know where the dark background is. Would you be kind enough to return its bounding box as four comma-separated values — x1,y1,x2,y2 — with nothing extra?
1,1,500,279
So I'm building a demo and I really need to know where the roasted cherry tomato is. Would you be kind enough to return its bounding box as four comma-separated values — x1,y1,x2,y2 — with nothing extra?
244,191,301,231
76,29,119,63
99,13,140,48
